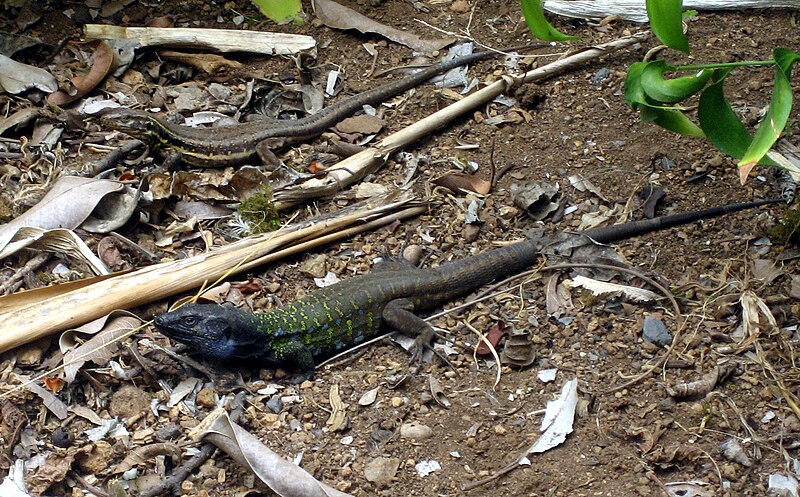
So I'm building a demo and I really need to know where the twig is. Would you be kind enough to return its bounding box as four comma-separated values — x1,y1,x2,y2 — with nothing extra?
91,139,145,176
0,252,50,295
140,393,246,497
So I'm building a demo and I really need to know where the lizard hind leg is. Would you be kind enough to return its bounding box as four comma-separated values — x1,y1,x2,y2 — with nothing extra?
382,298,438,367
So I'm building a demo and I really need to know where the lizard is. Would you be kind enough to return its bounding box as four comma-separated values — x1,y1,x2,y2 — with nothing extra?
97,45,541,168
154,198,782,377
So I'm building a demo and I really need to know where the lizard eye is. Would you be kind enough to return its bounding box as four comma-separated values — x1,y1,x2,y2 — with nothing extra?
183,316,196,326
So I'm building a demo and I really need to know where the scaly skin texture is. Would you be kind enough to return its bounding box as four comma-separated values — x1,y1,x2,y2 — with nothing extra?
98,45,540,167
154,199,781,374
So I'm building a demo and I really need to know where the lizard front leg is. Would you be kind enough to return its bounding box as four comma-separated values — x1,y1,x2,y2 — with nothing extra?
382,298,436,365
269,338,316,382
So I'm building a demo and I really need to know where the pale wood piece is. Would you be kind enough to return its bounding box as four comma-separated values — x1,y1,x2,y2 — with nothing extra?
83,24,315,55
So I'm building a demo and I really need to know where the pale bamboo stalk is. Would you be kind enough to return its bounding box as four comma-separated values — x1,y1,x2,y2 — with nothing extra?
272,31,649,210
83,25,316,55
0,194,420,353
544,0,799,23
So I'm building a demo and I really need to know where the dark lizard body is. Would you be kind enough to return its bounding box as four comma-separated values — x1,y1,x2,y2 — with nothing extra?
155,199,781,375
98,46,536,168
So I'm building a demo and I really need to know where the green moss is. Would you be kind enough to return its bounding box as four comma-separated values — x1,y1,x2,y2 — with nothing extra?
769,205,800,245
237,188,280,234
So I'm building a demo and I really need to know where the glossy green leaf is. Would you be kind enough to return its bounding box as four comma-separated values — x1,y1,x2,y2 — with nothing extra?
698,69,777,166
738,48,800,169
643,106,704,136
646,0,689,53
251,0,303,23
626,61,704,136
519,0,579,41
640,60,712,103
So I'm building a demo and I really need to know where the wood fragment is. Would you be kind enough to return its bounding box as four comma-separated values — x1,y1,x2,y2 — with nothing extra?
83,24,315,55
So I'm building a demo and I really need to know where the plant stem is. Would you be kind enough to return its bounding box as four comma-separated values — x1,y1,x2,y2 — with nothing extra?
676,60,775,71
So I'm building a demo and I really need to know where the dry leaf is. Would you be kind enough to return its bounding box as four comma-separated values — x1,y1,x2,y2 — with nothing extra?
313,0,453,53
565,275,658,303
475,321,506,356
158,49,243,73
432,171,491,195
335,114,385,134
16,374,68,420
750,259,783,284
48,41,116,106
0,176,132,257
327,384,348,432
191,409,354,497
59,311,143,382
0,54,57,93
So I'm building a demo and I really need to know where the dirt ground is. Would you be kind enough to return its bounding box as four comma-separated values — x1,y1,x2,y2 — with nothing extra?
0,1,798,496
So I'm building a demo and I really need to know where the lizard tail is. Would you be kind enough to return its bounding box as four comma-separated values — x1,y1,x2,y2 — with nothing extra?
583,198,783,244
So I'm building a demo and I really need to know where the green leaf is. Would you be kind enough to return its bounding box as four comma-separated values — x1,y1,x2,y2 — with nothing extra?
643,106,704,137
646,0,689,53
640,60,712,103
738,48,800,169
698,69,777,166
626,61,704,137
519,0,579,41
251,0,303,23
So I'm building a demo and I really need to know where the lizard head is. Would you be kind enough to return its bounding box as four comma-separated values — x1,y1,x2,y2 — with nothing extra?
95,108,162,144
154,304,267,362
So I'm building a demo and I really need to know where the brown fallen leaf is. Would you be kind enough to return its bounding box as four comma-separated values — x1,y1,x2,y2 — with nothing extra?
43,376,65,393
158,49,243,73
432,171,491,195
47,40,116,106
313,0,453,53
335,114,385,134
476,321,506,356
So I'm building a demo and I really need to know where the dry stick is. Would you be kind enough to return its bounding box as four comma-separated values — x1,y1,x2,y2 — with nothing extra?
0,252,50,295
139,393,247,497
272,31,649,210
0,196,424,354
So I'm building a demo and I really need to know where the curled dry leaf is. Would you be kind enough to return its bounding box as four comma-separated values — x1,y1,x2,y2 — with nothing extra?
427,375,450,408
59,311,143,382
569,174,607,201
0,176,134,265
511,181,559,220
432,171,491,195
638,184,666,219
475,321,506,356
564,275,658,303
0,54,57,94
327,384,349,432
0,108,42,136
665,363,739,399
313,0,454,53
191,409,354,497
500,328,537,367
112,442,182,474
47,41,116,106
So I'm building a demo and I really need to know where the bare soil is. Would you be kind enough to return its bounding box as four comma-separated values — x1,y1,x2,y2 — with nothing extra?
0,2,798,497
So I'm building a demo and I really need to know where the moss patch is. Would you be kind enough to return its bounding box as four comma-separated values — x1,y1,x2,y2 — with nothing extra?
237,188,280,234
769,205,800,245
